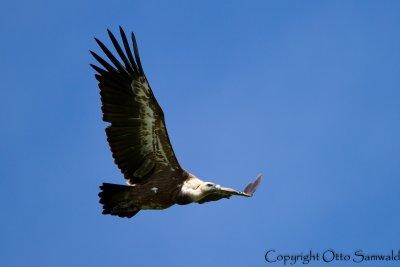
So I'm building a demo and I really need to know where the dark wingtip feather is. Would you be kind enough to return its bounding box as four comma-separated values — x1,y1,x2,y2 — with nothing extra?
107,28,135,75
94,37,126,73
90,50,116,72
131,32,144,75
119,26,138,74
90,64,106,74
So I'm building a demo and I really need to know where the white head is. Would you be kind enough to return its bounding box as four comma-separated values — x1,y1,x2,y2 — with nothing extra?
180,179,221,202
199,182,221,194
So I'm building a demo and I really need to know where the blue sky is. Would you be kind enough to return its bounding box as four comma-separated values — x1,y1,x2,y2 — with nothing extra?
1,1,400,266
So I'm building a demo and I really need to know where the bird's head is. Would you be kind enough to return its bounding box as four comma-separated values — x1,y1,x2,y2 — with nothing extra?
199,182,221,194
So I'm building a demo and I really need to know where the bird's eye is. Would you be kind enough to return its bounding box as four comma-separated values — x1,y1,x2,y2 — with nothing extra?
206,184,213,187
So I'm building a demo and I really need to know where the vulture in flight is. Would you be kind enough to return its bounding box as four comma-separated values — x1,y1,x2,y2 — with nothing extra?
90,27,262,218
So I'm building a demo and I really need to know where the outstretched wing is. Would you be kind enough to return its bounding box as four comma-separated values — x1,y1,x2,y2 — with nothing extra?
90,27,181,185
198,174,263,204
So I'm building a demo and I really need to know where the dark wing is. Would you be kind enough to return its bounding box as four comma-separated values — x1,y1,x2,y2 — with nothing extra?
198,174,263,204
90,27,181,185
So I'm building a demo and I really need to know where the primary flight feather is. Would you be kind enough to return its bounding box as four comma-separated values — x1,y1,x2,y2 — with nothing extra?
91,27,262,218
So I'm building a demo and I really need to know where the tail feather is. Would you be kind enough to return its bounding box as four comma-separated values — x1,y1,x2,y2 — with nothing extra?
98,183,140,218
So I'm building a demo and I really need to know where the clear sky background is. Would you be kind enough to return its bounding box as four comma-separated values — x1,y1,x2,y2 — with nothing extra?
1,1,399,267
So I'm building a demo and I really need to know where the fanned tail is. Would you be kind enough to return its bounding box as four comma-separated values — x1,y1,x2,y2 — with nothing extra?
98,183,141,218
